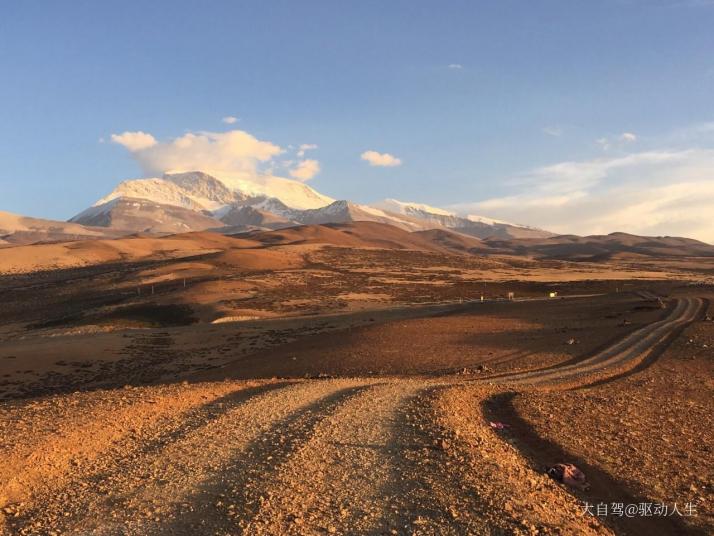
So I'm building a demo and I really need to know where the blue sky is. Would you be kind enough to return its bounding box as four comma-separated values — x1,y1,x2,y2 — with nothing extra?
1,1,713,240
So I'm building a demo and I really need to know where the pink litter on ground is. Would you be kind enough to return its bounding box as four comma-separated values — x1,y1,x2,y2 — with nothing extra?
489,421,511,430
546,463,589,490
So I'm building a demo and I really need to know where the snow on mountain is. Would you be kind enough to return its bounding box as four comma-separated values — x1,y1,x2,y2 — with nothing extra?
465,214,511,226
72,198,123,222
93,172,246,213
95,178,209,212
374,198,516,226
209,173,334,210
72,197,225,234
164,171,243,208
374,199,455,218
292,200,426,231
249,197,303,221
372,198,553,239
219,205,293,230
72,173,552,239
87,170,333,219
372,199,477,230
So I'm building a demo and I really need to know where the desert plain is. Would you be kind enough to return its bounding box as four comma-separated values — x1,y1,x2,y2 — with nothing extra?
0,222,712,535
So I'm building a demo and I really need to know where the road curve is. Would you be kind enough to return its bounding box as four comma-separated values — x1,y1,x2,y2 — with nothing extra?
484,297,704,388
0,297,705,535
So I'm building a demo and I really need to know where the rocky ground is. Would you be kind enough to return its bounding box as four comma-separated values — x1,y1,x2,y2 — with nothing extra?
1,378,612,536
0,290,711,535
511,295,714,535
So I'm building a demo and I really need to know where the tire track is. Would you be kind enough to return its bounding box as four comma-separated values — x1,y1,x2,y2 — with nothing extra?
240,380,506,536
159,383,374,535
484,297,703,387
6,379,369,535
0,380,271,511
243,380,438,535
1,297,705,535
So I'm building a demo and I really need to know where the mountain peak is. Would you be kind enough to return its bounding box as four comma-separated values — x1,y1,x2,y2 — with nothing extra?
69,175,554,240
373,199,455,217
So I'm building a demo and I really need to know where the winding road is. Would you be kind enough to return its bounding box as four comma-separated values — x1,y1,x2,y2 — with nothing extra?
0,297,705,535
482,297,705,388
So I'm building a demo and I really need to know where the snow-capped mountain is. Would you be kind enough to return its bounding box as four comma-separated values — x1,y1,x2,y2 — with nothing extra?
93,179,195,212
72,170,336,233
372,199,553,239
71,197,225,234
216,173,334,210
219,205,292,230
241,199,426,232
70,171,553,238
374,199,455,218
88,170,332,213
289,200,425,231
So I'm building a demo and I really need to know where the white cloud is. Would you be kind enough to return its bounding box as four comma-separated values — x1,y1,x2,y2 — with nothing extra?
111,129,283,183
447,64,463,70
361,150,402,167
620,132,637,142
596,131,638,150
289,159,320,181
111,131,157,152
668,121,714,141
297,143,318,157
448,148,714,243
222,116,238,124
543,126,563,137
596,137,611,150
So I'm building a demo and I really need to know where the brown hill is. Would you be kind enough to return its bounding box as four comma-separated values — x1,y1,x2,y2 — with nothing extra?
238,221,476,254
3,220,711,276
0,210,123,246
485,232,714,260
0,222,478,275
0,231,256,274
413,229,490,254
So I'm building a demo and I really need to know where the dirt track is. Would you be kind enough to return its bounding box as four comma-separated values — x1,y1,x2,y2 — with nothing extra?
484,297,706,387
1,378,610,536
0,296,706,535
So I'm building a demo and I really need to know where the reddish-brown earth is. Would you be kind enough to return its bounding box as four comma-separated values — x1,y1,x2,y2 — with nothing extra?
0,222,712,535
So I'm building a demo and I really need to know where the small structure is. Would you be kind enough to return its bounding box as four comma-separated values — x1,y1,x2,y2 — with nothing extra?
507,291,515,301
549,291,558,298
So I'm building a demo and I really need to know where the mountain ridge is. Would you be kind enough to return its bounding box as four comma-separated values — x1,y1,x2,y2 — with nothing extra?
0,209,123,246
4,171,710,252
70,170,552,239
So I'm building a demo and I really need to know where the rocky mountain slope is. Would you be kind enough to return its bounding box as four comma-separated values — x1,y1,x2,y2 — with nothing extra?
70,197,226,234
69,171,551,239
0,210,121,246
373,199,553,239
10,171,709,251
